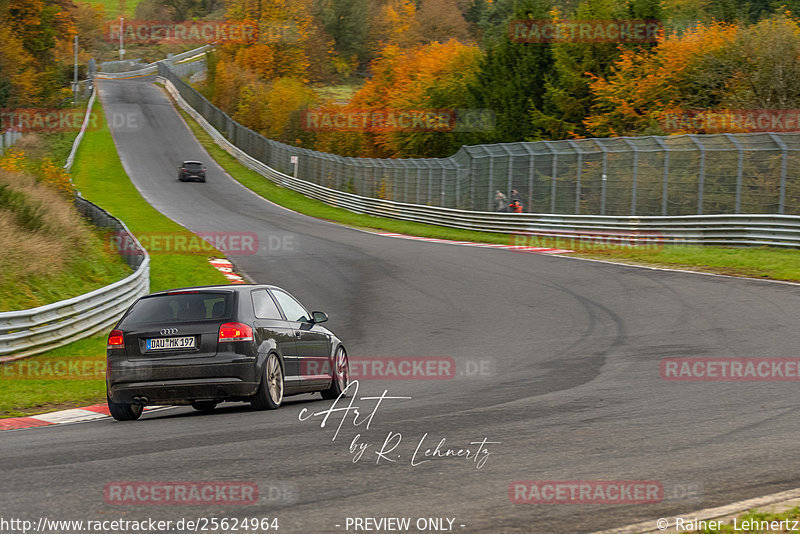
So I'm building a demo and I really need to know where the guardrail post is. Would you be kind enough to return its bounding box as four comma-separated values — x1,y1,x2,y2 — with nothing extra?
768,133,788,214
725,134,744,214
404,164,410,204
523,145,535,214
427,164,434,205
440,161,447,207
416,164,422,205
469,155,477,210
569,141,583,214
487,155,495,211
543,142,557,213
594,140,609,215
653,137,669,215
689,135,705,214
623,138,639,216
501,145,514,204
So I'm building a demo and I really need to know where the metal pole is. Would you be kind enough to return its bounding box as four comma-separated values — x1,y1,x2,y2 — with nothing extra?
404,165,409,204
487,156,494,211
550,153,557,214
427,165,433,205
523,145,535,213
601,152,608,215
623,138,639,216
73,35,78,104
543,142,557,213
569,141,582,214
119,18,124,61
653,137,669,216
440,162,446,207
689,136,705,214
768,133,788,214
724,134,743,214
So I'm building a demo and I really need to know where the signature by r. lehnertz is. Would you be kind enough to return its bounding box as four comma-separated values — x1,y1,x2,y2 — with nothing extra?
298,380,499,470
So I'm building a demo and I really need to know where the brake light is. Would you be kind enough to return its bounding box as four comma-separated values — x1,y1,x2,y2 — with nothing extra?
107,329,124,349
167,290,199,295
218,322,253,342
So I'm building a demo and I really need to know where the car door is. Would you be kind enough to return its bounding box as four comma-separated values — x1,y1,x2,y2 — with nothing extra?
269,289,331,392
250,289,300,391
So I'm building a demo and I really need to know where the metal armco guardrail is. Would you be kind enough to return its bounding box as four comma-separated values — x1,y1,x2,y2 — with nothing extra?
161,74,800,248
0,87,151,361
96,46,211,79
0,197,150,362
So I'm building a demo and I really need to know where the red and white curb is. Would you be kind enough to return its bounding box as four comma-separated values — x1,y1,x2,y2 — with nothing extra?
209,257,246,283
0,404,168,431
375,232,573,254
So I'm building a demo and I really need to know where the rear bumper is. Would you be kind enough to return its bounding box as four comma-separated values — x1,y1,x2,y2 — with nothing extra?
107,354,259,405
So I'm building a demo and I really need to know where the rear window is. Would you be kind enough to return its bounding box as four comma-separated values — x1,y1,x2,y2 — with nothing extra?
121,292,233,326
184,162,202,170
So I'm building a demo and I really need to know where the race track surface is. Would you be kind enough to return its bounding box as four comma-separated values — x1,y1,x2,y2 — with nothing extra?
3,77,800,533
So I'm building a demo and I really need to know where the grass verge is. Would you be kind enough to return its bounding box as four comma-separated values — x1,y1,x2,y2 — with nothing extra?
0,126,133,310
0,98,229,418
172,95,800,283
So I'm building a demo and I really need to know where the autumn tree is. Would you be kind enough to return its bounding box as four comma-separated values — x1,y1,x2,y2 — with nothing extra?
340,39,482,157
416,0,471,43
1,0,78,107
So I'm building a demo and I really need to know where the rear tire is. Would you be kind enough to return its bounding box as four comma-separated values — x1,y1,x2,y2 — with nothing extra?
251,353,283,410
191,401,217,412
321,346,349,400
107,396,143,421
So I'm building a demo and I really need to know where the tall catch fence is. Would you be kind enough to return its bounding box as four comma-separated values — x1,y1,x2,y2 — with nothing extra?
159,64,800,217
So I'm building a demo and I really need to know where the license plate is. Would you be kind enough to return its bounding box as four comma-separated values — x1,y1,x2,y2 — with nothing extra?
146,336,196,351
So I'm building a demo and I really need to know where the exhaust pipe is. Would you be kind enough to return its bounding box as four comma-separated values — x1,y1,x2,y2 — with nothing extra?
131,396,149,406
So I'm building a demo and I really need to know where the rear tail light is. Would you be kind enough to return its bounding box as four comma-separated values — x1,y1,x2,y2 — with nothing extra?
218,322,253,342
107,329,125,349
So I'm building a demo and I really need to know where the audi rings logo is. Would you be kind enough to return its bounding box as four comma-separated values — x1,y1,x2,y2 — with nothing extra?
160,328,178,336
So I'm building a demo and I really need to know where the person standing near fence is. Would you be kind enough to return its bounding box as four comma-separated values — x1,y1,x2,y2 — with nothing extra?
509,189,523,213
495,190,509,212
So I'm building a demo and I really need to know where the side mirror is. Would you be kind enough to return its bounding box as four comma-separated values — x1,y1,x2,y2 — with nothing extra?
311,311,328,324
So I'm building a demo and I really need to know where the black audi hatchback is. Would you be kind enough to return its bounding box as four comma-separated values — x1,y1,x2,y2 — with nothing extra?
106,284,349,421
178,160,206,182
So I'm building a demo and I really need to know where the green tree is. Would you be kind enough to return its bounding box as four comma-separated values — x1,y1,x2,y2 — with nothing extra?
468,0,556,142
316,0,369,63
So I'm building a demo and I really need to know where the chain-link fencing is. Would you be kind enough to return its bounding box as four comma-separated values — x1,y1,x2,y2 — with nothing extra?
159,62,800,216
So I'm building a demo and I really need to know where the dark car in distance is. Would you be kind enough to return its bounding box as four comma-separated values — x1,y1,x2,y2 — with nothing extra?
106,284,349,421
178,160,206,182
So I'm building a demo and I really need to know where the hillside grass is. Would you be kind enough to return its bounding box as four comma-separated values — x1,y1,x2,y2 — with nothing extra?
81,0,143,17
0,97,229,418
0,130,132,311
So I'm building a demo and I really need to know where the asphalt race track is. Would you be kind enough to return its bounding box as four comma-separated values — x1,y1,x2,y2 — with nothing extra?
2,77,800,533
